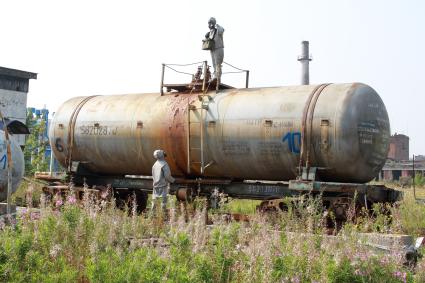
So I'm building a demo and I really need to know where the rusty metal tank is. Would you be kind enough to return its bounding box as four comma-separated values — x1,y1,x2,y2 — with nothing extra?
0,130,25,201
49,83,390,183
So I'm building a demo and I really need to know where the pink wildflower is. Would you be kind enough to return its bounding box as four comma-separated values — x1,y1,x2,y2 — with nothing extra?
55,198,63,207
393,271,407,283
379,256,390,265
101,190,109,199
30,212,40,221
66,195,77,205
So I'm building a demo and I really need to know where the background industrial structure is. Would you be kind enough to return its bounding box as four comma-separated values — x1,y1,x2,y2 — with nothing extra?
381,134,425,181
0,66,36,211
0,66,36,147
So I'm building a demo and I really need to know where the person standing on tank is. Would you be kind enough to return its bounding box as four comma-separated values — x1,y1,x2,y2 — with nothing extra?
205,17,224,83
151,150,175,214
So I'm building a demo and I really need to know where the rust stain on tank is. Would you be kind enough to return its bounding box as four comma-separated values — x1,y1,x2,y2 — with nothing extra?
162,93,199,176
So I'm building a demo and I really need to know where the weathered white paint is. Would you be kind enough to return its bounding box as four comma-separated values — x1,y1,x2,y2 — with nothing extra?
0,89,28,146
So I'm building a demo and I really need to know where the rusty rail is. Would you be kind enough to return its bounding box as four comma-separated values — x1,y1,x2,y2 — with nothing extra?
160,61,206,95
222,61,249,88
201,61,207,93
160,64,165,96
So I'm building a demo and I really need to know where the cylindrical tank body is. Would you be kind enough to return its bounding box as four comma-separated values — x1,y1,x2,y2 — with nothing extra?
0,130,25,201
49,83,390,183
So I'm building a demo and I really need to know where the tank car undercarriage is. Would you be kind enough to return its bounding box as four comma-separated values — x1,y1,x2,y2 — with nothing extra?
37,161,402,220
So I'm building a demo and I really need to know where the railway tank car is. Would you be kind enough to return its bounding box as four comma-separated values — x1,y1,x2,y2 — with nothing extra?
50,83,389,182
47,81,400,212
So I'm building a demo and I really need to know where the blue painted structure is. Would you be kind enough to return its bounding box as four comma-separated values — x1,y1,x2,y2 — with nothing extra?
28,107,60,171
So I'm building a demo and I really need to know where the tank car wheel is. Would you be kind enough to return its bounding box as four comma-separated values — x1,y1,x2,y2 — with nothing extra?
134,190,148,213
113,189,147,214
257,199,288,212
41,187,53,207
176,187,193,203
326,193,363,223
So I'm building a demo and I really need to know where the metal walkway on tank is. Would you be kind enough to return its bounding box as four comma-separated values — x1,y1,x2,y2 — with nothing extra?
160,61,249,94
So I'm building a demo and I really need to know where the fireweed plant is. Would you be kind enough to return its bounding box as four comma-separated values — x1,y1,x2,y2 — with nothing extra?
0,186,424,282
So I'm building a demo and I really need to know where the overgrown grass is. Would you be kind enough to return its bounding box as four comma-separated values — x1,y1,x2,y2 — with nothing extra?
396,192,425,236
2,187,425,282
222,199,261,214
11,178,44,207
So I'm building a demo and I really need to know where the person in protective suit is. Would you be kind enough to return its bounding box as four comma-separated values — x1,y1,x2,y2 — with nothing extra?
205,17,224,82
151,149,175,212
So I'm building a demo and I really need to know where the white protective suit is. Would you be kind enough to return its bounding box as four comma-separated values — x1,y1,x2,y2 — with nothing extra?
209,23,224,81
151,149,175,210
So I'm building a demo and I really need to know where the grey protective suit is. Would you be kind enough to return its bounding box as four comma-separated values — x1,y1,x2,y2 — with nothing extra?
151,150,175,210
209,24,224,80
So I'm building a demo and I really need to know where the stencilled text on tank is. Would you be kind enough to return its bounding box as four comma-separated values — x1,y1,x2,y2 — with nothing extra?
358,118,389,169
222,141,250,155
245,119,294,128
258,142,283,156
79,125,118,136
358,122,379,145
359,132,373,144
367,103,387,116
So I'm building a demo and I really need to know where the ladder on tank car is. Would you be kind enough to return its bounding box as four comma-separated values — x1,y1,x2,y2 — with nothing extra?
187,88,214,175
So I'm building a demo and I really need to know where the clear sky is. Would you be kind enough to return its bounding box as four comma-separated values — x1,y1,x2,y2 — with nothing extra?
1,0,424,155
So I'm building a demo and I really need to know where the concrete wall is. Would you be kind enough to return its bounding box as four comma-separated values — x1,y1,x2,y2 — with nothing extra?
0,89,27,146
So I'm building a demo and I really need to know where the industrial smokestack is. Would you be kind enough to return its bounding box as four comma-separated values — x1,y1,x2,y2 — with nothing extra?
297,41,312,85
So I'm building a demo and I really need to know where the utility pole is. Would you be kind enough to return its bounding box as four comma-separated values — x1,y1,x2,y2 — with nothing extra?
413,154,416,199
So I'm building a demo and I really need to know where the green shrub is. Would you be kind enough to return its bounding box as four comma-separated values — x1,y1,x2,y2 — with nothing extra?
85,248,166,283
398,194,425,236
327,255,414,283
414,173,425,187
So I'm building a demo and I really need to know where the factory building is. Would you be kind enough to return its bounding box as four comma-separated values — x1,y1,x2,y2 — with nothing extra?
0,66,37,147
381,159,425,182
387,133,409,161
380,133,424,181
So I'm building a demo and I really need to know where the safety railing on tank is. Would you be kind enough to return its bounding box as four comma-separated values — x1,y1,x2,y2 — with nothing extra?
160,60,249,95
222,61,250,88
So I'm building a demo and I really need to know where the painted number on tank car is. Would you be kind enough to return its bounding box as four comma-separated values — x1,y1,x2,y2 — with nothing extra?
0,154,6,169
282,132,301,154
247,185,280,194
79,125,118,136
